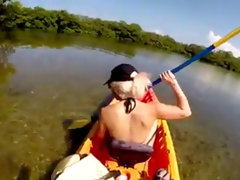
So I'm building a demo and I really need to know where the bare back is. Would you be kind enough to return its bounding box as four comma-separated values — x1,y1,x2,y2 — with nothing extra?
98,71,191,144
100,100,156,143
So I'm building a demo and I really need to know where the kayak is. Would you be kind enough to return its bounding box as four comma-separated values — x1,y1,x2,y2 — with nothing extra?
77,90,180,180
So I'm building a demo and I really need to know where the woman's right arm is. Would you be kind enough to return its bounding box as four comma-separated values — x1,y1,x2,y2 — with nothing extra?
153,71,191,120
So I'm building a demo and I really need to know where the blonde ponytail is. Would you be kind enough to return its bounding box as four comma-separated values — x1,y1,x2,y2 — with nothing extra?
131,72,152,98
110,72,151,99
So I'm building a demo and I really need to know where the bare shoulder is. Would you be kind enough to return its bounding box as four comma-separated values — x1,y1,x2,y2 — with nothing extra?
101,100,155,116
138,100,156,114
100,106,109,118
101,102,118,112
100,103,119,117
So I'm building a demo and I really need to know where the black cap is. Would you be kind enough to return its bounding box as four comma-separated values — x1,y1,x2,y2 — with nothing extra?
104,64,138,85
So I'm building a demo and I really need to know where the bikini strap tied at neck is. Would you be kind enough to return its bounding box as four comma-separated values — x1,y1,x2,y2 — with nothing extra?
124,97,136,113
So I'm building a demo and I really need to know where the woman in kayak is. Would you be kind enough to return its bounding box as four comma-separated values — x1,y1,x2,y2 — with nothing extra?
97,63,191,143
96,63,191,179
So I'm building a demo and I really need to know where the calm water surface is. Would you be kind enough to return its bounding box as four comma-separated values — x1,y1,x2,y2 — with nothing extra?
0,31,240,180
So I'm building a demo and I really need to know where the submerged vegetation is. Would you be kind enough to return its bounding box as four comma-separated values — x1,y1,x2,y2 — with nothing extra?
1,0,240,72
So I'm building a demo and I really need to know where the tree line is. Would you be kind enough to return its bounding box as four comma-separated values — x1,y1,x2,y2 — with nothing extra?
1,1,240,73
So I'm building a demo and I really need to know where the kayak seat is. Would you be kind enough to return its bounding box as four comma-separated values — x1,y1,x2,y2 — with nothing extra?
108,139,154,167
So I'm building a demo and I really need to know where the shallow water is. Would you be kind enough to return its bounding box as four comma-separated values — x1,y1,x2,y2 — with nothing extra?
0,31,240,180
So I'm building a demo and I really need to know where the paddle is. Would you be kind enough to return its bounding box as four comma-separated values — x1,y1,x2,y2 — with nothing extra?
68,26,240,130
66,94,114,129
67,119,91,130
152,26,240,86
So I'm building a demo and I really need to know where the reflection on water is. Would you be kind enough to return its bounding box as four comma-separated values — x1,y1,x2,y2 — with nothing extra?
0,30,137,58
0,44,15,122
0,31,240,179
0,44,15,84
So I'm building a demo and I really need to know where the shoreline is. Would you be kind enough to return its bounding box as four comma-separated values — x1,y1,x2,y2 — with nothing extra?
1,1,240,73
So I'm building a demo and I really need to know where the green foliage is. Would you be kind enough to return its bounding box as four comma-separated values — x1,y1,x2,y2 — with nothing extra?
1,1,240,73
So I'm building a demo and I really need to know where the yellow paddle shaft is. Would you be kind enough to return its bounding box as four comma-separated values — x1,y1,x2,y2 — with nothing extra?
214,26,240,48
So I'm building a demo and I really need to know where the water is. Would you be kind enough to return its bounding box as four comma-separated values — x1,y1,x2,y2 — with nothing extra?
0,31,240,180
